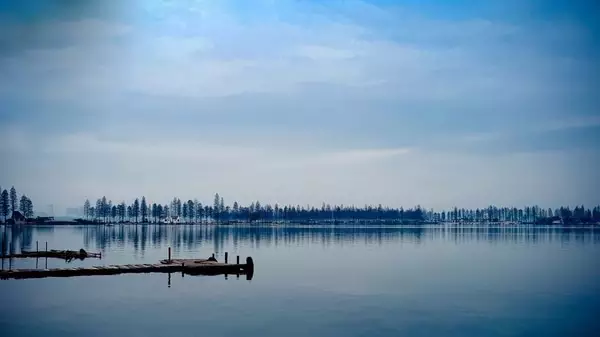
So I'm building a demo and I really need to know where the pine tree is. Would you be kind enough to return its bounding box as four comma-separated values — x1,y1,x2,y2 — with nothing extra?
141,197,148,223
111,205,117,222
84,199,91,220
9,186,17,215
133,198,140,223
19,195,27,215
187,200,194,223
0,189,8,222
101,196,108,223
212,193,219,222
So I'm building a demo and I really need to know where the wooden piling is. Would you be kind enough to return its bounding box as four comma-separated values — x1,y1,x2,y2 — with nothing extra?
236,255,240,264
45,242,48,252
225,252,228,264
36,241,38,253
168,247,171,263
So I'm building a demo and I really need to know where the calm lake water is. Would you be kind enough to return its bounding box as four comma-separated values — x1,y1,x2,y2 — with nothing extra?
1,224,599,337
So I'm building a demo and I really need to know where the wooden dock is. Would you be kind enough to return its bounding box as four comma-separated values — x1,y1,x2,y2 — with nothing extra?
0,256,254,280
5,249,101,260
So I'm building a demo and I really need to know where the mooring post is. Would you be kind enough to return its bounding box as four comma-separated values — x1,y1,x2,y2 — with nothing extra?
225,252,228,264
236,255,240,265
168,247,171,263
45,241,48,252
36,241,39,253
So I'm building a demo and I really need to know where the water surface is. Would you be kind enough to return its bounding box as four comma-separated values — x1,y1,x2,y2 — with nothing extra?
1,225,599,337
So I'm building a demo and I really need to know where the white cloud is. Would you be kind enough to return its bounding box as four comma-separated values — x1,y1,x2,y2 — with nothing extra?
0,1,597,211
294,45,357,60
1,3,587,101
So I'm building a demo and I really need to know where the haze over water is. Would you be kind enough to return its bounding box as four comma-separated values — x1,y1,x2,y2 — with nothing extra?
1,224,599,337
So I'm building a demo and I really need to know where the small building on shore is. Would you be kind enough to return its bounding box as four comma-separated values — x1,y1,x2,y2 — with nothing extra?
7,211,27,225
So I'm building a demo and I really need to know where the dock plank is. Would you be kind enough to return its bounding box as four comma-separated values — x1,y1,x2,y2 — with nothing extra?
0,256,254,280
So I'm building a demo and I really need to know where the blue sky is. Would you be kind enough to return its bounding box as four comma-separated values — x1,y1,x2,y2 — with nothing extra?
0,0,598,213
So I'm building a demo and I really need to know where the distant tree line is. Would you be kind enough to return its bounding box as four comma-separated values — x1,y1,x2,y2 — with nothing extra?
81,193,600,225
0,185,34,221
427,205,600,225
82,193,425,224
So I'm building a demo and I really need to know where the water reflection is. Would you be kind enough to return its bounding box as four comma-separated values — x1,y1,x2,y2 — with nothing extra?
78,224,600,253
2,224,599,256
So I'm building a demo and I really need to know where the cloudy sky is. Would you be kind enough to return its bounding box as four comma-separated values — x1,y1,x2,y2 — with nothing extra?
0,0,598,213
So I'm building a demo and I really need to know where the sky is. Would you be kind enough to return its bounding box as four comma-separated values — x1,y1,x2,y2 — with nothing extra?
0,0,599,214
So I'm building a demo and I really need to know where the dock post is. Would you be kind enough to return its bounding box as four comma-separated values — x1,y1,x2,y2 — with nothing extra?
168,247,171,263
236,255,240,265
225,252,228,264
45,242,48,252
36,241,38,253
246,256,254,281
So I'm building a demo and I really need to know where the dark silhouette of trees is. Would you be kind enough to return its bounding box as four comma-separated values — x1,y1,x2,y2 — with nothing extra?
111,205,117,222
213,193,221,222
73,192,600,226
9,186,17,214
141,197,148,223
0,188,9,221
84,199,91,220
118,202,126,222
132,198,140,223
182,202,189,223
19,195,34,218
186,200,194,223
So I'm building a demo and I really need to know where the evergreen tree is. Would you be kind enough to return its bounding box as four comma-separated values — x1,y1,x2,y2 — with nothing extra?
96,199,102,221
193,200,200,223
26,197,34,217
187,200,194,223
133,198,140,223
156,204,163,222
213,193,220,222
0,189,8,221
151,203,157,223
9,186,17,215
84,199,91,220
17,195,33,218
101,196,108,223
141,197,148,223
19,195,27,215
182,203,188,223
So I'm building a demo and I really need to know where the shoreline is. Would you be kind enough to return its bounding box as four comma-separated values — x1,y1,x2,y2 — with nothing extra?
2,220,599,227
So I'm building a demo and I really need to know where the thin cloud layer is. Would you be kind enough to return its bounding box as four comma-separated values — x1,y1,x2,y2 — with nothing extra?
0,0,598,212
